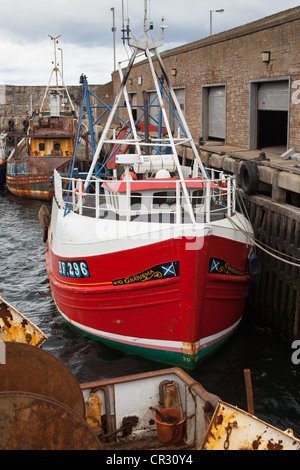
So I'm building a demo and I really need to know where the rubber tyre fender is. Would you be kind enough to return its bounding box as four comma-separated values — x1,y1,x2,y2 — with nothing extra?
240,161,259,195
248,251,261,285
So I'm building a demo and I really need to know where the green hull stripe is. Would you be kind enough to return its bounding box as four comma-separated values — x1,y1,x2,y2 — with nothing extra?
64,320,235,370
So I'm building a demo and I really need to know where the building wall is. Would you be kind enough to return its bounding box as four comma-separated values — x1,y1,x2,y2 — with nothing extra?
114,6,300,152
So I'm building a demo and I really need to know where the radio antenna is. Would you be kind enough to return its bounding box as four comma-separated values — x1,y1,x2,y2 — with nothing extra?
144,0,148,33
121,0,125,44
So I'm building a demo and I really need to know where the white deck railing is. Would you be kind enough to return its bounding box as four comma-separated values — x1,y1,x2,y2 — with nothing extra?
54,169,236,224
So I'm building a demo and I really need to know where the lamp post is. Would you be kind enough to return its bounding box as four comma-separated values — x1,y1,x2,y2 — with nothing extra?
210,9,224,36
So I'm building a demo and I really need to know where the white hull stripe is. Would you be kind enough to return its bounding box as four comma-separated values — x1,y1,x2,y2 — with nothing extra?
58,306,241,354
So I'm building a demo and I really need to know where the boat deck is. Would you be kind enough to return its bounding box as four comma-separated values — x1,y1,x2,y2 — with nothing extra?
105,436,193,450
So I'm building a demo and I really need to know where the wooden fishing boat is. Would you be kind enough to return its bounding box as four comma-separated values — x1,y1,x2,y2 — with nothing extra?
0,294,47,347
6,36,89,201
45,4,257,369
0,343,299,450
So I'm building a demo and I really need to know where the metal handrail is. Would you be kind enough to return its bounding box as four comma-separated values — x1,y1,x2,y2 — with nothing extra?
54,169,236,224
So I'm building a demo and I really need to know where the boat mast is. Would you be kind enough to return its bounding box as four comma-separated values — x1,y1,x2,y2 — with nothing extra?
40,35,75,114
85,1,206,221
144,0,148,33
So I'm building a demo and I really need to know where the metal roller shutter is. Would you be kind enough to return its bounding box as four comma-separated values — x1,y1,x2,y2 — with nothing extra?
258,81,289,111
208,86,226,139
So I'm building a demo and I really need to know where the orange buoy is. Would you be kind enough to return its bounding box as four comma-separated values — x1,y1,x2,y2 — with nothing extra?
120,171,137,180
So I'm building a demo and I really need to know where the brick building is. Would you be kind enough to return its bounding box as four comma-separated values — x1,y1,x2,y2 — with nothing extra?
113,6,300,154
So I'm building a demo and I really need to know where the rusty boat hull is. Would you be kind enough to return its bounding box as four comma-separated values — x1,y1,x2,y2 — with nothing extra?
6,156,71,200
0,294,47,347
200,401,300,450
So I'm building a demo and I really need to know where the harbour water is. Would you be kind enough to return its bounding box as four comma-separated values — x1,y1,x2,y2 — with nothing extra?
0,187,299,440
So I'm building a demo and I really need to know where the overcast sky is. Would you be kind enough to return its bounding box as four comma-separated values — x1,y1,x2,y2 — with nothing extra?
0,0,299,86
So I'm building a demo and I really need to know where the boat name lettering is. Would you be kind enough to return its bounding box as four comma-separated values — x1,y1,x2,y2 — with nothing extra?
113,261,179,286
209,258,246,276
58,260,90,278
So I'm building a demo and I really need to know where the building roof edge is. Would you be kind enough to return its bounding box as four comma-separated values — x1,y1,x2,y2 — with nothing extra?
160,6,300,58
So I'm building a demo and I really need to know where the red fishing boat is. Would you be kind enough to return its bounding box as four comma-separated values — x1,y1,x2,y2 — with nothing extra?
45,4,256,369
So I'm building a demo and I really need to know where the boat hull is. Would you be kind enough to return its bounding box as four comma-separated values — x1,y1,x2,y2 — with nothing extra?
0,294,47,346
46,203,252,369
6,158,71,200
0,161,6,189
6,172,53,200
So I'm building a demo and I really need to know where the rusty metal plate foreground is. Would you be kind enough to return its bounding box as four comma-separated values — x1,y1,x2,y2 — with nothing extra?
0,295,47,347
0,391,103,450
0,342,85,417
200,401,300,450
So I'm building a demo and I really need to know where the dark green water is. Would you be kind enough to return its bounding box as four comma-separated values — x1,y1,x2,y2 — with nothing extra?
1,188,299,439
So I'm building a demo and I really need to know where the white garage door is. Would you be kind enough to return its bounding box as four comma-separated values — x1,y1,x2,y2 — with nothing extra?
208,86,226,139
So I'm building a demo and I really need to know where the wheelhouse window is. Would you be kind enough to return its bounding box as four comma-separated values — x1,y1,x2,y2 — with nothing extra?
190,189,203,206
54,143,61,154
153,191,177,209
131,192,141,210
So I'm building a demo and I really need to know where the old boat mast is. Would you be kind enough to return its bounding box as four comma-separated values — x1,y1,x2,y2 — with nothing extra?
40,35,75,115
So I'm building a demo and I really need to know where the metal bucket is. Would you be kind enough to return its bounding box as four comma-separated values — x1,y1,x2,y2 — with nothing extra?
154,408,186,444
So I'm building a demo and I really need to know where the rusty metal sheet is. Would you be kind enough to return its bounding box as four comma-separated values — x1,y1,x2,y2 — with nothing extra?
0,295,47,347
0,342,85,418
200,401,300,450
0,391,103,450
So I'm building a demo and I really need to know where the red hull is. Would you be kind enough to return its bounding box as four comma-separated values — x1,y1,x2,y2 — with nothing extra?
46,233,251,366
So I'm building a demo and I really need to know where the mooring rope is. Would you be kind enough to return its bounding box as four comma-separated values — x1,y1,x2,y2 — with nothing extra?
227,215,300,268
